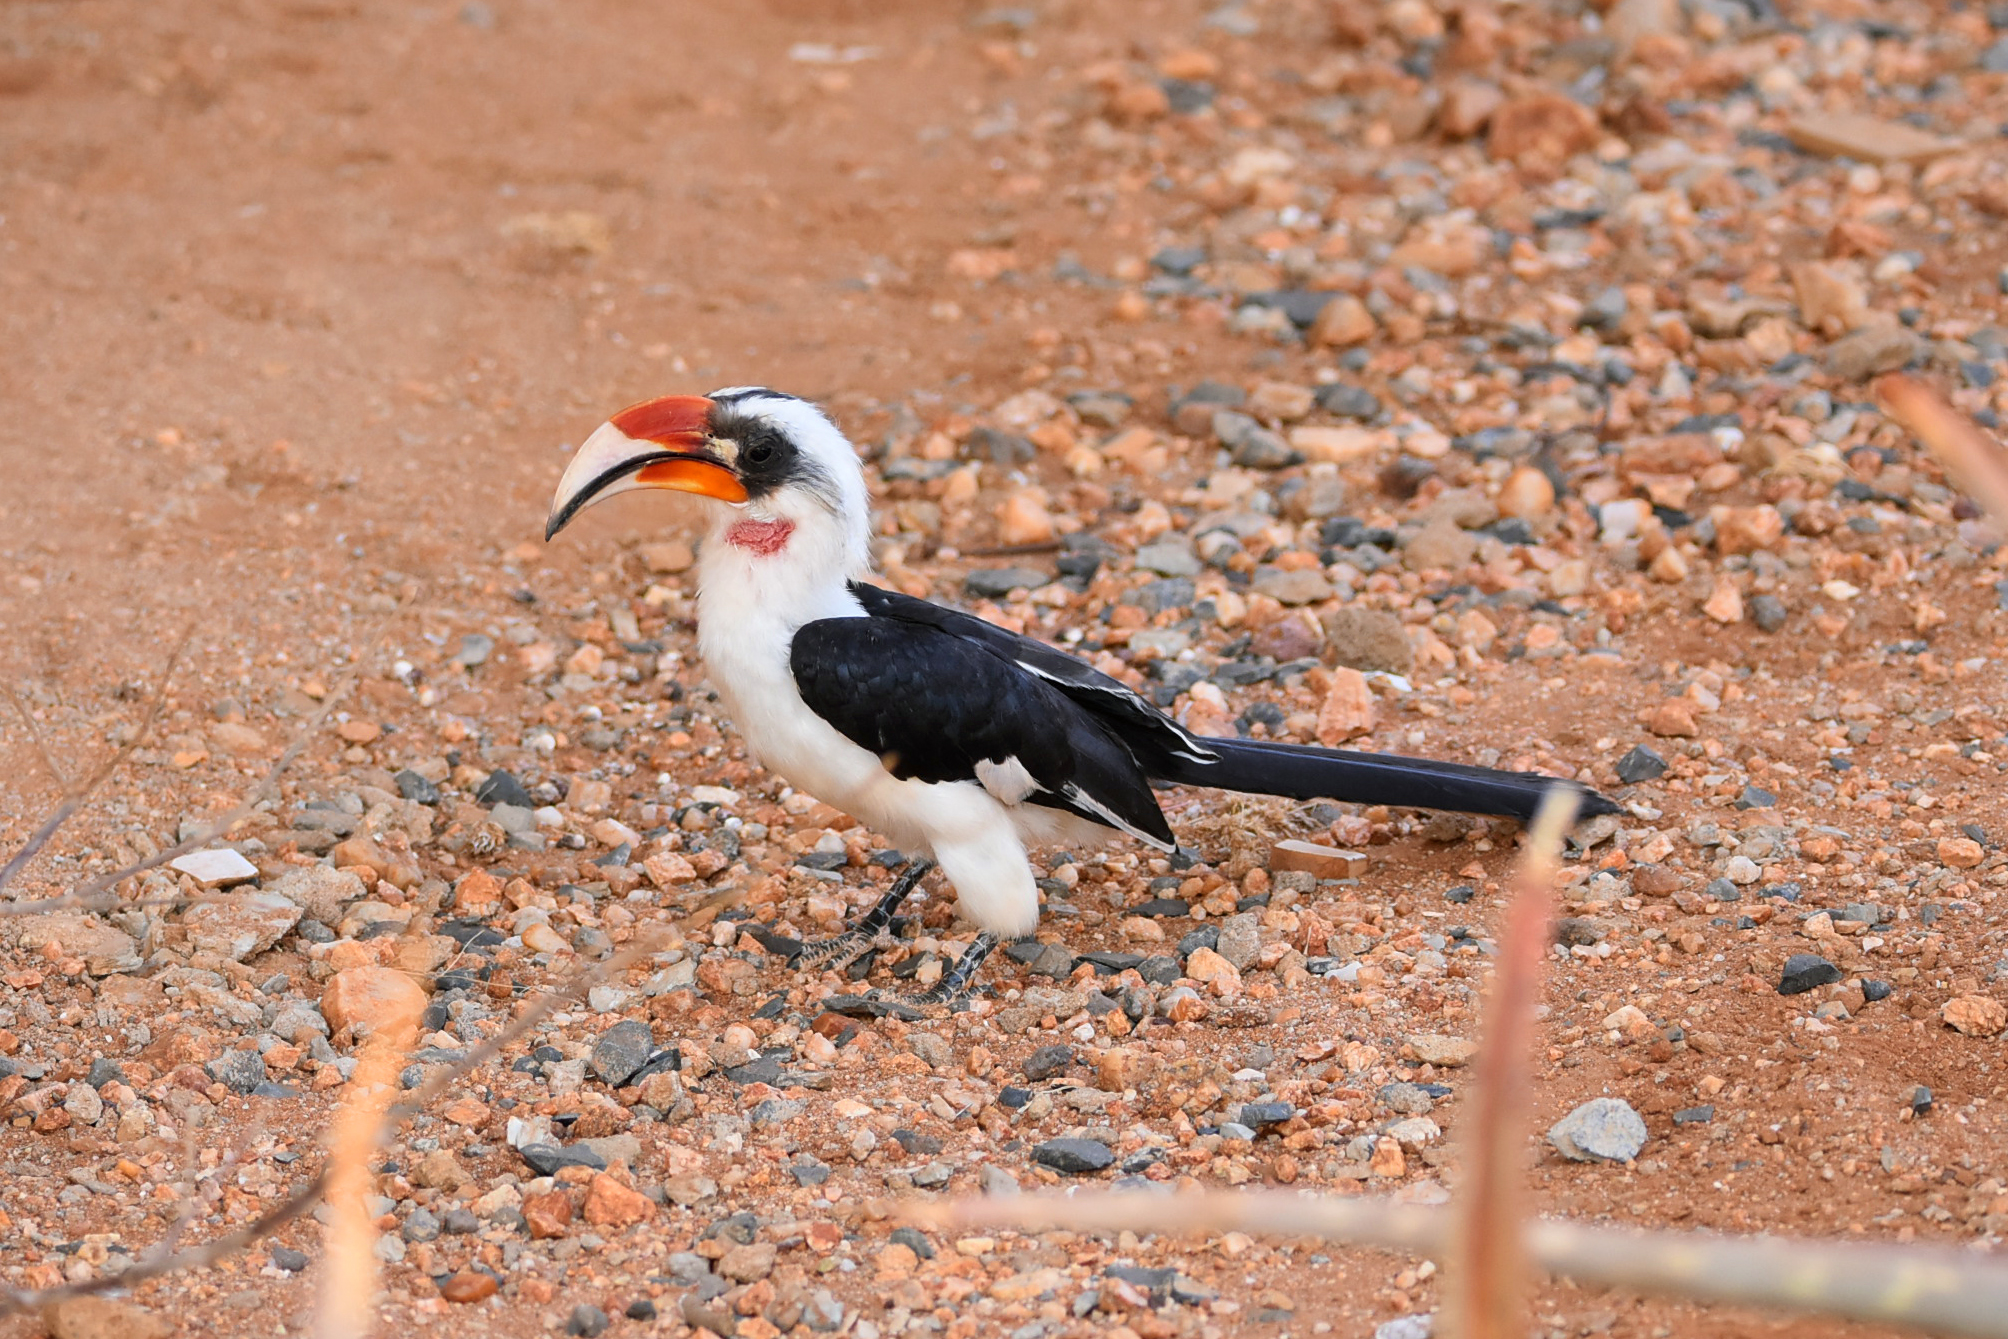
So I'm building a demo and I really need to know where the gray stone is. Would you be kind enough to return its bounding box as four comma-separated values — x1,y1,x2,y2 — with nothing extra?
1022,1045,1075,1081
1401,517,1476,572
206,1048,267,1094
1026,942,1077,979
1614,744,1667,784
1250,566,1334,606
395,769,442,805
1547,1098,1647,1163
1750,594,1788,632
1134,542,1200,577
1320,607,1413,674
965,567,1050,599
1825,325,1922,380
1214,409,1296,470
979,1164,1020,1196
1374,1315,1435,1339
1315,383,1381,420
268,866,367,926
1778,952,1841,996
5,912,140,976
183,891,303,962
1215,913,1261,969
1378,1082,1438,1115
1032,1137,1113,1173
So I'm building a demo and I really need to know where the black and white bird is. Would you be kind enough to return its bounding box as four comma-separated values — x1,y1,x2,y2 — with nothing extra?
546,388,1617,1005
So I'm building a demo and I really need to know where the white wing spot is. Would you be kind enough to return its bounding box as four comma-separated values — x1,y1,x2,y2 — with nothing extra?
975,756,1039,805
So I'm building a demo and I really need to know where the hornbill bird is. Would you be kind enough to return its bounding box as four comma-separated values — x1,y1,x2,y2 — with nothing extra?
546,388,1618,1007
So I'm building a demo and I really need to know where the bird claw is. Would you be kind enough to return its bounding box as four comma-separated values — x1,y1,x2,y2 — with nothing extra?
893,983,973,1015
795,930,878,971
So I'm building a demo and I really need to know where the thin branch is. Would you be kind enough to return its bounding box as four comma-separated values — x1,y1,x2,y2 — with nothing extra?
0,630,190,897
911,1191,2008,1339
0,664,350,918
0,886,741,1320
1877,373,2008,525
4,681,71,790
1444,786,1577,1339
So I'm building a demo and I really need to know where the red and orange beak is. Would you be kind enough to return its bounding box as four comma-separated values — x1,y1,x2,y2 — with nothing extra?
544,394,749,540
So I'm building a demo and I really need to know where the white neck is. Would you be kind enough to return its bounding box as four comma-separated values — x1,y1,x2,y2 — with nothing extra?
693,402,876,668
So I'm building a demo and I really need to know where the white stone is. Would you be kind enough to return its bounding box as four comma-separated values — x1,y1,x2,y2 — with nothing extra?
169,848,259,887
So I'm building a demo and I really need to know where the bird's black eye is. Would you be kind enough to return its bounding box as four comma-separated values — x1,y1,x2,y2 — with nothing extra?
743,439,775,465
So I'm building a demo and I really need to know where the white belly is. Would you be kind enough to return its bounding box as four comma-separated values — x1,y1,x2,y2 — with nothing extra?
692,546,1114,938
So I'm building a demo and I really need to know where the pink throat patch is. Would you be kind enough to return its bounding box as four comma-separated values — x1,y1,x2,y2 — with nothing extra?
725,518,795,555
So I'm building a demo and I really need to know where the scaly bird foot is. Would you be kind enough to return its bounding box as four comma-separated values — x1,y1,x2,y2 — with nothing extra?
794,929,882,972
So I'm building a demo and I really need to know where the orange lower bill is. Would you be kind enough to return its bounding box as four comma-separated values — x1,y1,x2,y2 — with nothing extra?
636,456,748,504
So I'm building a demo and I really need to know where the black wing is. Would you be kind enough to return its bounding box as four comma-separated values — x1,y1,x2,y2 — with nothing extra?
847,581,1217,772
789,614,1175,849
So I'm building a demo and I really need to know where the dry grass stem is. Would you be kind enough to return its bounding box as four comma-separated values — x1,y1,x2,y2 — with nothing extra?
0,658,350,918
1443,786,1578,1339
0,631,189,897
0,886,738,1321
915,1191,2008,1338
1877,373,2008,526
314,1011,420,1339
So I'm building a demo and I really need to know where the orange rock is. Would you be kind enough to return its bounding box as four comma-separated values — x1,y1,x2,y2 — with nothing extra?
582,1172,656,1228
1309,295,1376,347
1648,700,1698,738
1942,996,2006,1038
452,870,501,913
522,1189,574,1239
1711,504,1784,556
875,1242,920,1280
996,488,1056,546
328,835,392,878
441,1097,491,1127
1437,78,1504,139
1701,581,1744,625
643,851,698,888
1269,841,1368,880
1369,1135,1408,1178
1939,837,1985,870
1496,466,1555,519
1184,947,1241,991
440,1270,498,1304
319,966,426,1039
1315,668,1376,744
1488,93,1599,174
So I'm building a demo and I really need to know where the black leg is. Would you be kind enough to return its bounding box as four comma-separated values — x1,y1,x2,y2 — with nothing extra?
795,858,936,970
902,931,999,1010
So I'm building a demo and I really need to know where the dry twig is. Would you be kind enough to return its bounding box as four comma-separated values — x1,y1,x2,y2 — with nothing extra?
913,1191,2008,1339
0,631,190,897
315,1004,421,1339
0,887,739,1321
1443,786,1576,1339
0,659,350,918
1878,373,2008,525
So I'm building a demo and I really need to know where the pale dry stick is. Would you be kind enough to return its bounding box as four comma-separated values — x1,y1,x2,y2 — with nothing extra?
0,886,740,1320
914,1191,2008,1339
0,631,191,897
0,661,354,918
1877,373,2008,526
4,681,72,789
315,1007,421,1339
1442,786,1578,1339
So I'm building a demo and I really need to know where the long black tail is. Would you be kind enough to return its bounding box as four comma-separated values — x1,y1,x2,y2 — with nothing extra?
1152,736,1620,823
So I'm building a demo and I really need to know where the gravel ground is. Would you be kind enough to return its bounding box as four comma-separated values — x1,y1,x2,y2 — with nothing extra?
4,0,2008,1336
